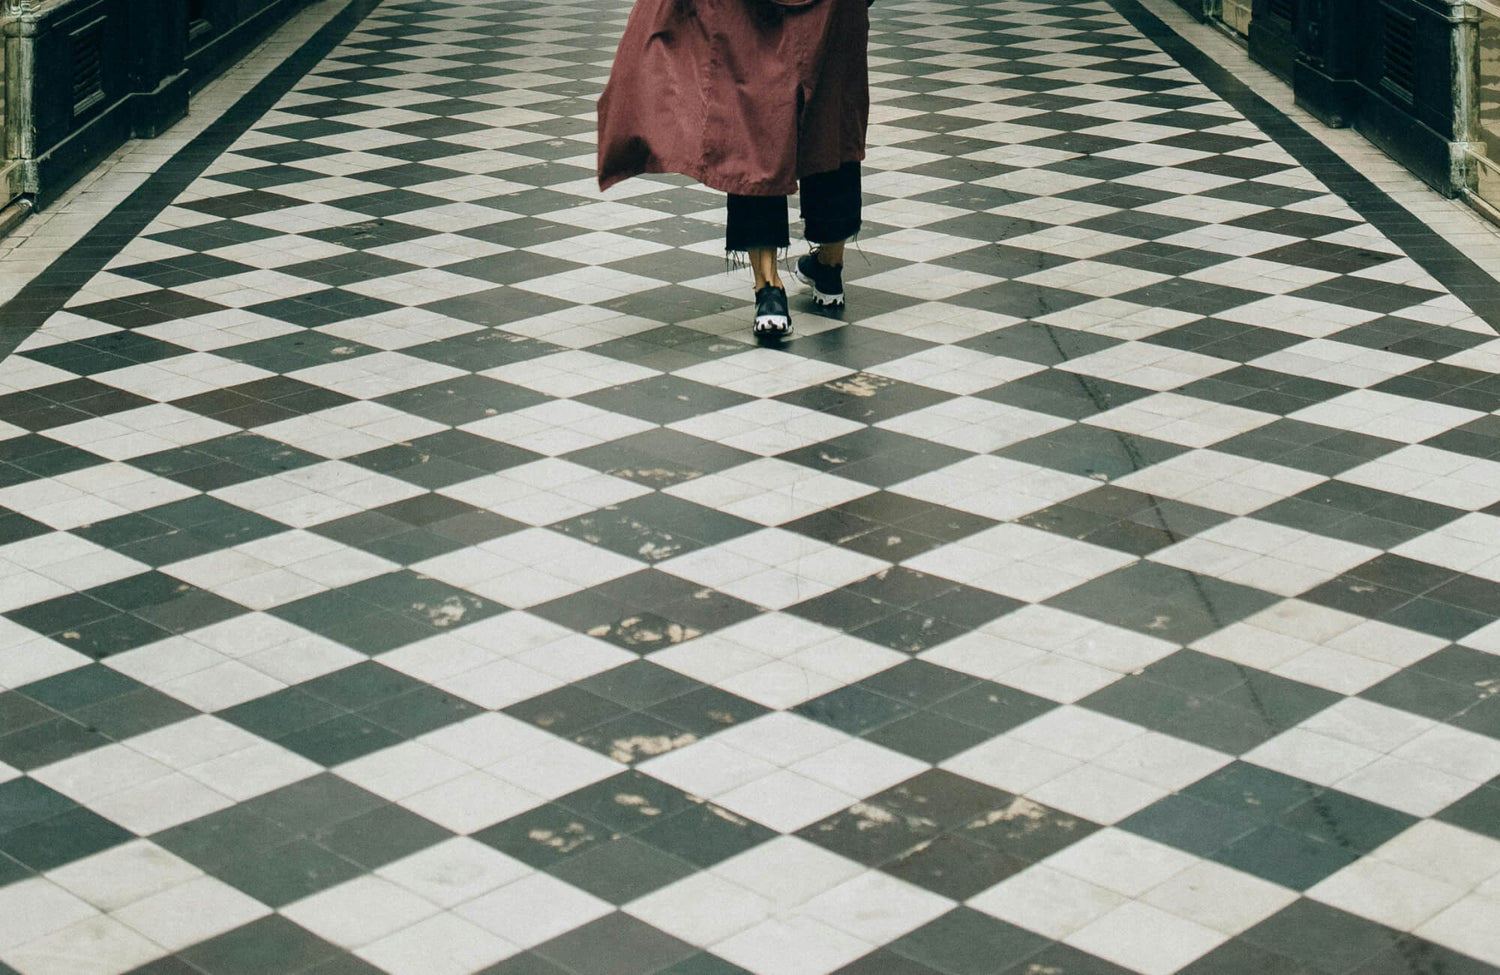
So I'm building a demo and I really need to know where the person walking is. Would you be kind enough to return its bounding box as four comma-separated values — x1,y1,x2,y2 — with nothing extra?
596,0,870,339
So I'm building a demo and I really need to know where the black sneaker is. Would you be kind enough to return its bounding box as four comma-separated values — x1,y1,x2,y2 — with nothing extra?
795,252,845,308
753,284,792,338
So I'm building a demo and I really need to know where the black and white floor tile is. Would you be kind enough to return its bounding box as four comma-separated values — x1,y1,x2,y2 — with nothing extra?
1,0,1500,973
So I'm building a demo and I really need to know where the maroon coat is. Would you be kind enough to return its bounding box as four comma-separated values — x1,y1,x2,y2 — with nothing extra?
597,0,870,197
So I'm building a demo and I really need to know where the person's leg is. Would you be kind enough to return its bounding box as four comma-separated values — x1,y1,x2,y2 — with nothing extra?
795,162,861,307
801,161,861,250
749,248,782,291
726,192,793,335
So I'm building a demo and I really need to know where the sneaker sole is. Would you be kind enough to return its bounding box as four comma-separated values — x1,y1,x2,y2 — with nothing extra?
753,314,792,336
794,267,845,308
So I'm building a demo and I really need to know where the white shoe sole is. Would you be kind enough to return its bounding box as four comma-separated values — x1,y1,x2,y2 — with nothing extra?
795,267,844,307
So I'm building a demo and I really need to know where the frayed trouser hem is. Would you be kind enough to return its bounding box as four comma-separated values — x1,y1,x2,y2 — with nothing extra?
724,246,790,272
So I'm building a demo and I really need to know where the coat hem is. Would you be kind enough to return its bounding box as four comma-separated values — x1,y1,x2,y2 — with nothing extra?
598,151,866,199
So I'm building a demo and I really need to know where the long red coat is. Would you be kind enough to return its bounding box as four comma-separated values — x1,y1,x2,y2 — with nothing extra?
597,0,870,197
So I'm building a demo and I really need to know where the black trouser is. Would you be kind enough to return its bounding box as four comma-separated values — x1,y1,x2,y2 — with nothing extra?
725,162,862,252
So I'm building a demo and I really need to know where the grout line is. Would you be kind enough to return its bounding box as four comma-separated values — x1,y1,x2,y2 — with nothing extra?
1133,0,1500,286
0,0,381,361
1115,0,1500,334
0,0,351,309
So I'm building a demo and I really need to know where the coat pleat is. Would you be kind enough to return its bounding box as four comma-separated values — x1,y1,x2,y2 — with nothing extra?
597,0,870,196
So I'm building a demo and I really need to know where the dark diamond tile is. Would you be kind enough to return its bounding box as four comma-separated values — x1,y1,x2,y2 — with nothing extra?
220,332,380,374
1276,788,1415,855
882,830,1029,899
1214,823,1362,890
358,685,480,738
471,802,616,868
575,662,703,711
566,429,758,489
313,802,450,869
1435,779,1500,840
0,716,109,770
1004,943,1137,975
961,795,1100,863
635,800,777,868
1181,761,1319,820
550,494,759,563
71,686,199,739
784,585,895,631
0,805,133,871
177,915,345,975
199,834,369,906
533,912,697,975
580,376,754,425
852,610,968,656
0,692,56,739
505,685,631,738
557,772,697,837
795,683,914,736
270,588,453,654
1048,562,1281,644
1349,936,1500,975
15,664,145,713
1120,793,1273,857
478,955,576,975
858,661,975,710
1241,900,1397,974
5,591,118,636
863,709,992,763
122,958,205,975
586,327,755,373
998,423,1189,480
975,369,1153,419
845,566,961,608
1360,666,1492,723
1178,939,1315,975
779,429,975,488
376,375,548,425
776,374,954,425
0,510,52,545
783,326,936,372
874,770,1015,831
797,797,943,867
833,951,946,975
219,687,342,742
572,711,698,764
0,777,77,833
887,909,1050,975
276,713,405,765
1147,317,1304,362
296,955,387,975
296,661,428,711
927,682,1056,735
547,835,697,903
239,774,386,835
646,686,769,738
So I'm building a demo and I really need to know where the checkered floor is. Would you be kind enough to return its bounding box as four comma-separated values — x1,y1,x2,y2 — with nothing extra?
1,0,1499,973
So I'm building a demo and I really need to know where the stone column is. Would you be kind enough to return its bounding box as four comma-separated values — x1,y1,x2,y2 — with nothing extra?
1,0,42,196
1451,1,1486,193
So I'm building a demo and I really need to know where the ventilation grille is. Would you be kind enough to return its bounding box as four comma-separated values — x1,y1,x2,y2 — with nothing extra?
1267,0,1294,23
71,20,105,117
1382,5,1417,101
